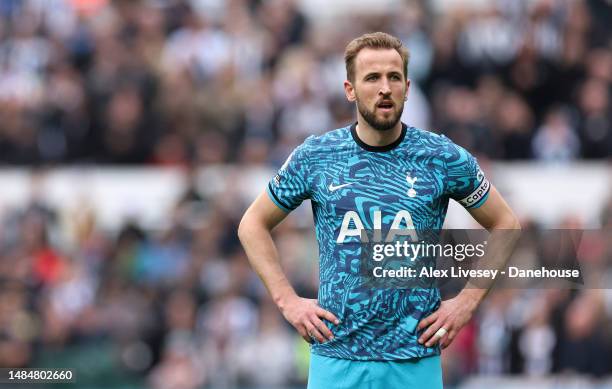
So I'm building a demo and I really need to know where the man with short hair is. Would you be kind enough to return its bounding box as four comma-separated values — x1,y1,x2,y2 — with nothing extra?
238,32,520,388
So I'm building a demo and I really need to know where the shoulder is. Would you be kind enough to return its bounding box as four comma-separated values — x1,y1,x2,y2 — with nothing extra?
297,125,353,155
305,126,352,147
406,126,463,156
282,126,352,172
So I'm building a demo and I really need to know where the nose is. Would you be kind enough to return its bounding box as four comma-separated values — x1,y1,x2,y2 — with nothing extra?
379,79,391,96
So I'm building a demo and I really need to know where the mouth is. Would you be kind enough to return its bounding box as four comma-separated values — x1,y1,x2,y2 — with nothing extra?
377,101,395,113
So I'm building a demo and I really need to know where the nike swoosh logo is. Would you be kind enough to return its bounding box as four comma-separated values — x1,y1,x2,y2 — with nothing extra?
328,182,355,192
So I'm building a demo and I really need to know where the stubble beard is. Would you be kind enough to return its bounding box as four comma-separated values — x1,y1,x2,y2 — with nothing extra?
356,97,404,132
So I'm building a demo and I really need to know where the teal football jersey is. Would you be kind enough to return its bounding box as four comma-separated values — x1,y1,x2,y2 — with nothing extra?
267,123,490,360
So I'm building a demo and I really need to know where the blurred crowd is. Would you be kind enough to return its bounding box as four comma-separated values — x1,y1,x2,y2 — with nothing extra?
0,174,612,388
0,0,610,166
1,0,612,388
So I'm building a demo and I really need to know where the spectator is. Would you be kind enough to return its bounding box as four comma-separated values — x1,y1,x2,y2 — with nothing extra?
532,107,580,161
0,1,610,387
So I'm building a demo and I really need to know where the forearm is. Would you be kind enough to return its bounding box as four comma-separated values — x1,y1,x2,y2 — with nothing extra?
238,217,297,309
237,193,337,343
457,216,521,308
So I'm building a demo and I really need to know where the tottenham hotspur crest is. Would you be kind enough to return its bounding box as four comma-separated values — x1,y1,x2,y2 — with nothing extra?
406,175,417,197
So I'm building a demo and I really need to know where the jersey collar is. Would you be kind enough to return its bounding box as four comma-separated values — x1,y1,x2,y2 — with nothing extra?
350,122,408,152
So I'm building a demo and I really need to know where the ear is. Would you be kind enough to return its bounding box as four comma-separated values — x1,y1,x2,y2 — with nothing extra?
344,80,356,102
404,78,411,101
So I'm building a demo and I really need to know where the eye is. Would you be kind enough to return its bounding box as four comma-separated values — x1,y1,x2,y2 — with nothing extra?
365,74,379,81
390,74,402,81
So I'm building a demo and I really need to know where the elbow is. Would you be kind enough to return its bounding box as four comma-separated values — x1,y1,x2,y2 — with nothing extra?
237,215,249,244
488,213,522,232
512,217,522,231
237,212,264,244
501,213,521,231
509,211,522,231
502,216,522,231
500,215,522,241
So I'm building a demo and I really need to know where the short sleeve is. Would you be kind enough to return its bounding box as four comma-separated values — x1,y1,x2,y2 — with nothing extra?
267,139,312,212
443,138,491,209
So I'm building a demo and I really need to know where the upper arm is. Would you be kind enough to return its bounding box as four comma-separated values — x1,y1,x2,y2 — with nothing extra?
240,139,313,233
467,185,520,231
266,140,313,212
440,137,519,231
240,190,290,232
444,140,491,210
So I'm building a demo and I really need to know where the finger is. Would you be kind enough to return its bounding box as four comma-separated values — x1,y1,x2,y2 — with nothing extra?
310,315,334,341
316,307,340,325
440,330,456,349
417,312,439,331
417,318,440,344
296,324,312,344
439,333,450,349
306,323,326,343
425,325,449,347
440,336,450,349
418,319,444,345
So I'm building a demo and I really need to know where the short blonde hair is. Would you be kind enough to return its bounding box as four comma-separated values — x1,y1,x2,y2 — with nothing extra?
344,32,410,82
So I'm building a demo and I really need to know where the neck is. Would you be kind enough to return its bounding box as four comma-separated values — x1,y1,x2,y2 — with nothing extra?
355,117,403,147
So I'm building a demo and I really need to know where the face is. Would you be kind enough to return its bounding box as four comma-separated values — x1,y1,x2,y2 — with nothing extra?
345,48,410,132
